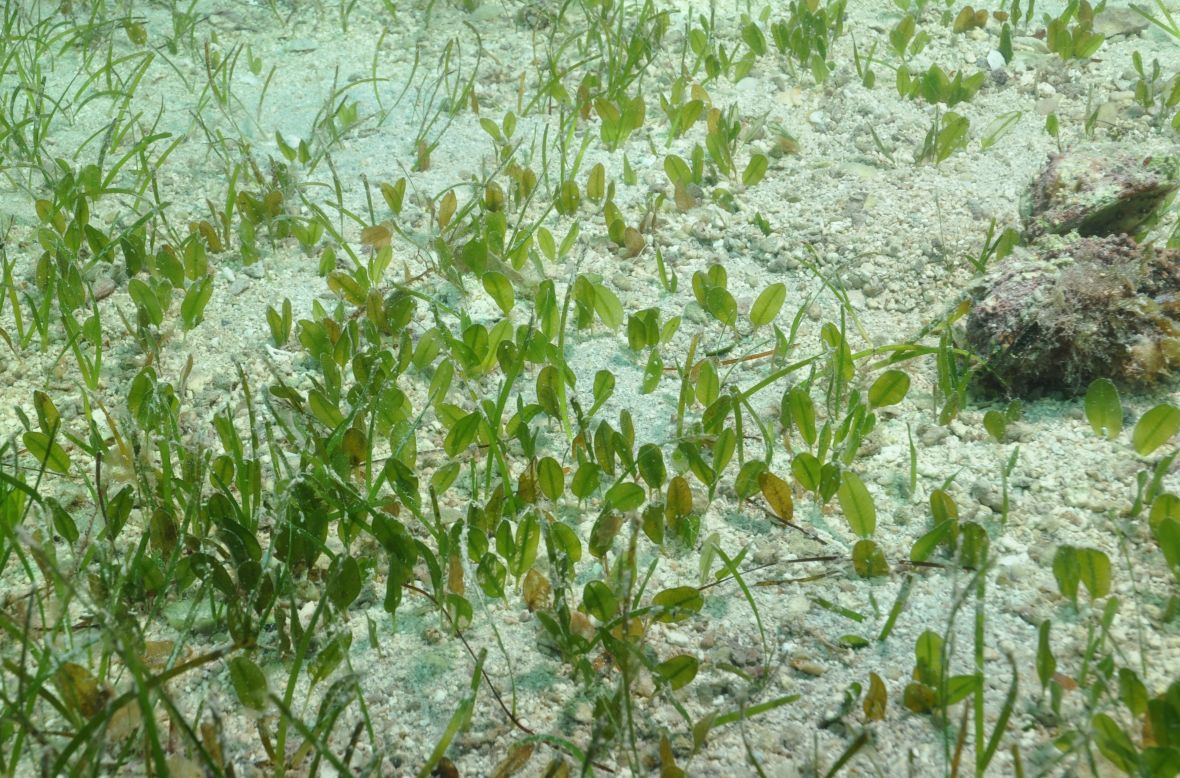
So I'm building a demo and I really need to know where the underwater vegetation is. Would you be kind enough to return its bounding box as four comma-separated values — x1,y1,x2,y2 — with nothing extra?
4,0,1180,774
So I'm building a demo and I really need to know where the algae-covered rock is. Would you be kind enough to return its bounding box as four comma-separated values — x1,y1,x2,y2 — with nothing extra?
964,234,1180,397
1022,146,1178,240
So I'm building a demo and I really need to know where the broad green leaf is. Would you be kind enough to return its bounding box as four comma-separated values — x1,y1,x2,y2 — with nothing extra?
327,556,362,611
666,476,693,519
785,386,816,446
945,674,979,705
914,630,943,684
665,154,691,187
1053,545,1080,601
1119,668,1148,718
571,462,600,499
702,396,732,434
431,461,461,494
583,580,617,621
1084,378,1121,439
1076,547,1111,600
551,522,582,564
1133,403,1180,456
1150,493,1180,533
509,513,541,577
838,471,876,537
33,390,59,435
555,180,580,214
706,130,734,175
537,456,564,500
821,324,854,385
678,440,715,488
704,286,737,328
852,538,890,578
657,655,699,690
180,275,213,330
128,278,163,325
535,365,562,419
1053,545,1110,603
734,460,767,500
890,15,915,56
642,503,664,545
380,178,406,215
627,309,658,350
477,553,507,598
1076,32,1105,59
47,498,79,543
444,411,482,458
22,431,70,474
864,672,887,721
652,586,703,623
956,522,988,569
149,508,178,556
229,656,268,711
446,597,474,632
588,510,622,558
820,462,842,502
742,153,769,187
749,282,786,328
586,162,606,201
1156,517,1180,578
868,370,910,408
589,369,615,417
479,116,502,143
695,359,719,406
910,520,954,563
559,222,580,257
308,631,351,685
307,390,343,430
1092,713,1138,773
930,489,958,524
641,349,663,394
983,410,1007,442
660,315,681,345
592,282,623,329
536,227,556,261
791,452,821,492
482,270,515,314
605,481,645,512
637,444,666,489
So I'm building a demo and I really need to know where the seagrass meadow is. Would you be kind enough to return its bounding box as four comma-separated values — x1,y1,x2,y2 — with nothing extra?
2,0,1180,775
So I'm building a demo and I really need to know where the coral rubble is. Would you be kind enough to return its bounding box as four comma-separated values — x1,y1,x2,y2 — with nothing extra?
965,146,1180,397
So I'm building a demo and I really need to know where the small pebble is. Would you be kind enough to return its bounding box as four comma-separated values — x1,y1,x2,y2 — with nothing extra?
92,277,116,300
229,276,252,296
790,657,825,677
